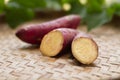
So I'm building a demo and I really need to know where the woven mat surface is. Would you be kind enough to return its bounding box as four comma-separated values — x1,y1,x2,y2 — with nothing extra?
0,23,120,80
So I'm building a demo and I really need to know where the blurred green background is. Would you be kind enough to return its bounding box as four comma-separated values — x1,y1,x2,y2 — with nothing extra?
0,0,120,30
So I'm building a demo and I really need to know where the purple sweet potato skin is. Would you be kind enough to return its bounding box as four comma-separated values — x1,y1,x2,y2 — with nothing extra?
55,28,79,51
72,32,98,54
16,15,80,44
73,32,92,40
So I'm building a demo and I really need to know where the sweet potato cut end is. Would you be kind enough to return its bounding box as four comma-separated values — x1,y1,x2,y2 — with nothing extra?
40,31,64,56
72,38,98,64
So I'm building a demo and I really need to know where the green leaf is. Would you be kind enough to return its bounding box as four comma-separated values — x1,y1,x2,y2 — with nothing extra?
68,0,115,31
116,10,120,16
85,8,114,31
0,0,4,13
113,3,120,16
86,0,105,13
61,0,74,4
69,0,87,19
9,0,46,9
45,0,62,11
5,2,34,28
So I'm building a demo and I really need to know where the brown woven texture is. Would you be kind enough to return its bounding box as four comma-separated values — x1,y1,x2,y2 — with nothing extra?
0,23,120,80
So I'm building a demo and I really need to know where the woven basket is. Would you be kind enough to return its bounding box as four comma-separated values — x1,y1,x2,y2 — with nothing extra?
0,22,120,80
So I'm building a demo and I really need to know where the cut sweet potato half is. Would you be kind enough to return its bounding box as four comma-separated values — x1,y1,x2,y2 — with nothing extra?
72,33,98,64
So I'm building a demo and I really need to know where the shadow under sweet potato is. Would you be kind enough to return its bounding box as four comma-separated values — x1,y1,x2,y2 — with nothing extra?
19,45,97,67
20,45,39,50
52,50,97,67
73,59,97,67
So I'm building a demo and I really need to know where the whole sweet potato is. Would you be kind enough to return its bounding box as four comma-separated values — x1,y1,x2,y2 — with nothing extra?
16,15,80,44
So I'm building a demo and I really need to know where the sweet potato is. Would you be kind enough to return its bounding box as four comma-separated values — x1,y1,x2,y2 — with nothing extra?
40,28,78,56
71,32,98,64
16,15,80,44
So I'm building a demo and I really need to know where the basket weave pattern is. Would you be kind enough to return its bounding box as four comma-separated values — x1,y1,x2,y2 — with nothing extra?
0,24,120,80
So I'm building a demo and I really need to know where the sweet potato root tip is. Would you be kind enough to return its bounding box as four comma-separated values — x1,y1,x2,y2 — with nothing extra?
40,31,64,56
72,35,98,64
16,28,25,38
